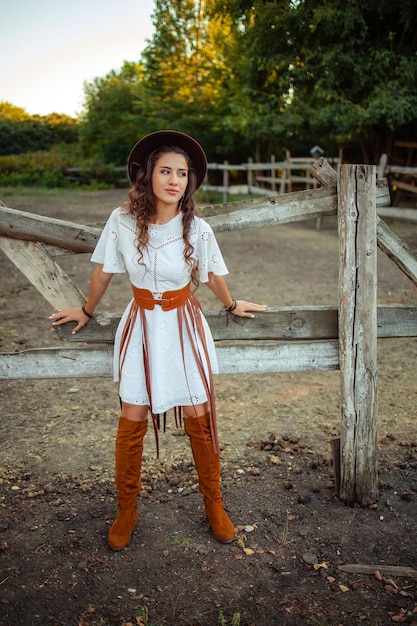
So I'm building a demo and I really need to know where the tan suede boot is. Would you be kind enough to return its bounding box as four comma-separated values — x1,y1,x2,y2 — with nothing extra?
184,413,235,544
108,417,147,551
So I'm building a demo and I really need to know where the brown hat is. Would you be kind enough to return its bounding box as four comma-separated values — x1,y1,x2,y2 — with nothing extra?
127,130,208,189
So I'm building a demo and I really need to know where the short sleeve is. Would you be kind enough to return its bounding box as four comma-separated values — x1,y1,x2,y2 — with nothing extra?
91,208,127,273
195,218,228,283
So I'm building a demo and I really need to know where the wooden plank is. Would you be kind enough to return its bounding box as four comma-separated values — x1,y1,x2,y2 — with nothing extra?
376,304,417,337
55,305,417,343
0,205,101,252
0,347,114,380
377,207,417,223
338,564,417,579
392,179,417,194
0,237,86,309
386,165,417,176
377,219,417,286
206,186,338,231
205,181,390,231
0,340,340,380
338,164,378,505
217,341,339,374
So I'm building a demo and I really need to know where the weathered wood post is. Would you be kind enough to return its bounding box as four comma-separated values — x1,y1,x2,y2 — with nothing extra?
223,160,229,204
338,164,378,505
247,157,253,192
271,155,276,192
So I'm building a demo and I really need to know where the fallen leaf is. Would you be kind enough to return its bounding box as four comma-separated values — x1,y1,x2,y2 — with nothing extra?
237,536,246,550
313,562,329,570
244,548,255,555
339,584,350,592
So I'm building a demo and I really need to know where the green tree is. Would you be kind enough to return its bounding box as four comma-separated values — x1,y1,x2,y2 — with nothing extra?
79,61,148,165
141,0,247,161
213,0,417,162
208,0,304,159
290,0,417,161
0,102,78,156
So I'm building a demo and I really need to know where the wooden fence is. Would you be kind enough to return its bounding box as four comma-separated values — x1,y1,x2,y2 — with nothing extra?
378,150,417,213
66,151,338,200
202,151,339,202
1,158,417,506
66,149,417,221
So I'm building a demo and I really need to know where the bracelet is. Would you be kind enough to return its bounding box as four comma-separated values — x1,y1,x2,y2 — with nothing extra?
225,300,237,313
82,305,94,319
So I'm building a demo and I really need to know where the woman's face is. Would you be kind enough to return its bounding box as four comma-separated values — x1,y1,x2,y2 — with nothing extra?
151,152,189,210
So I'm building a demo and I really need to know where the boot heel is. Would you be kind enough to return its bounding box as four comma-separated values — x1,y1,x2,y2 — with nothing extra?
205,500,235,543
108,508,138,551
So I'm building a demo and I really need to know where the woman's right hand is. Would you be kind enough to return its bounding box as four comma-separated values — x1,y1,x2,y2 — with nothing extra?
49,307,92,335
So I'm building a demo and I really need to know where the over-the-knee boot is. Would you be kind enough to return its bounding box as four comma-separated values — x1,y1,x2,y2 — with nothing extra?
183,413,235,544
108,417,147,551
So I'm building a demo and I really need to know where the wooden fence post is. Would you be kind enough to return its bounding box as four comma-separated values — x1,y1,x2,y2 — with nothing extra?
247,157,253,192
271,155,276,192
338,164,378,505
223,160,229,204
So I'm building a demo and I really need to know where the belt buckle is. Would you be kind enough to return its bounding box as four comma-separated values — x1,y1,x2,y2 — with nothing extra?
157,297,171,307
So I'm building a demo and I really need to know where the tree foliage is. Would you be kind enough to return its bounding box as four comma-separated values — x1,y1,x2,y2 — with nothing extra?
288,0,417,161
2,0,417,181
213,0,417,161
140,0,248,161
79,62,148,165
0,102,79,156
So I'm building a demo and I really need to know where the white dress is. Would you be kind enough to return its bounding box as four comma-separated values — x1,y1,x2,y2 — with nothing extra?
91,208,228,416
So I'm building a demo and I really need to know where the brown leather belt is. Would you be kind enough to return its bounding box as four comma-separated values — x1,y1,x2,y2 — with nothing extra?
132,283,190,311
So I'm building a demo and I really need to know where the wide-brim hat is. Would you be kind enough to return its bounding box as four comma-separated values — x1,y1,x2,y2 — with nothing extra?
127,130,208,189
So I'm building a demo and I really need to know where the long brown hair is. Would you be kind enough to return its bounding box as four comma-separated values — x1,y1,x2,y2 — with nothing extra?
125,145,200,289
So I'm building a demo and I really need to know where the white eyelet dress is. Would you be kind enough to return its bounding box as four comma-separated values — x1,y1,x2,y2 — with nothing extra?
91,208,229,454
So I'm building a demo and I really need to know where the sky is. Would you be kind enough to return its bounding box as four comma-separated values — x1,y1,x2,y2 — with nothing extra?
1,0,156,117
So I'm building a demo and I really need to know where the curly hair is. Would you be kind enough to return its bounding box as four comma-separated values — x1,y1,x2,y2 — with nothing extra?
125,145,200,290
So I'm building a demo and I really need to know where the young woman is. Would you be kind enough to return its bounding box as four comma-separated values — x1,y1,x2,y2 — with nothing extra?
50,130,266,551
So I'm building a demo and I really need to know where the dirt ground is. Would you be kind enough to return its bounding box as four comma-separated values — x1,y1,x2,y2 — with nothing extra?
1,189,416,626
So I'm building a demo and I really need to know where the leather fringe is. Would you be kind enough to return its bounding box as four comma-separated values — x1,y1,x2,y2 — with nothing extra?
118,292,219,457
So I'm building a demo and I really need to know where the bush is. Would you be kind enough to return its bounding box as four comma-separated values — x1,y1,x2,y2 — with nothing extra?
0,147,124,189
0,149,70,188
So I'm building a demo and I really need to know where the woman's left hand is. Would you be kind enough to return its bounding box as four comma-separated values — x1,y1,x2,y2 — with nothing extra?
231,300,267,318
